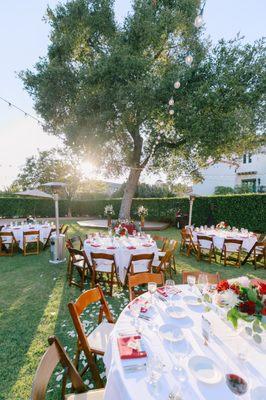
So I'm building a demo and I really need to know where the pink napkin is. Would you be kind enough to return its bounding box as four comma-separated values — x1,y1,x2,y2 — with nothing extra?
107,246,116,250
85,240,91,243
142,243,152,247
117,336,146,360
127,246,136,250
91,243,101,247
129,298,149,313
157,287,168,297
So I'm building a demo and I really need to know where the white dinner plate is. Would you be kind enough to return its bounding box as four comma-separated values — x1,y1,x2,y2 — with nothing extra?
188,355,222,384
251,386,266,400
159,324,184,342
166,306,187,319
183,295,202,306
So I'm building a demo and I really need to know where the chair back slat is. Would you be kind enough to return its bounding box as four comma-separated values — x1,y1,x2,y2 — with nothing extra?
128,272,164,301
73,287,102,316
91,253,115,261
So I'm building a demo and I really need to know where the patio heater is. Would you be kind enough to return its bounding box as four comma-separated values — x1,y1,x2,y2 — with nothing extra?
43,182,66,264
188,194,196,227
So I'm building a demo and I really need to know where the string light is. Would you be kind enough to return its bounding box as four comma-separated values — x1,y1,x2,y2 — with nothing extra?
0,95,43,125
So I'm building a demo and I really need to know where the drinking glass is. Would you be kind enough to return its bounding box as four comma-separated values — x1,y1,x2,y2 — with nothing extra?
146,355,163,392
165,279,175,305
198,273,208,294
130,301,142,328
148,282,157,304
171,340,190,382
187,275,196,291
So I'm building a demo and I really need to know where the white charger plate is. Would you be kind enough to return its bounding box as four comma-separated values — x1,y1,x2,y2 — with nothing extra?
159,324,184,342
188,355,222,384
251,386,266,400
166,306,187,319
183,295,202,306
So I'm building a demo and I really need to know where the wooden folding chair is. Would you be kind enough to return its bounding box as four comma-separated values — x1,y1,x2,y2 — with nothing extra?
221,239,243,267
180,228,197,256
0,231,18,256
197,235,216,263
167,239,178,272
67,247,92,290
125,253,154,282
43,227,56,250
241,235,265,265
23,230,40,256
66,236,83,250
152,250,173,277
31,335,105,400
61,225,69,235
68,285,115,388
91,253,120,297
152,235,169,256
181,270,220,285
253,241,266,269
128,272,164,301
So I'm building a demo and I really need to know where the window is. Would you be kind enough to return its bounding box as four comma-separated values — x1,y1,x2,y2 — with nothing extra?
243,154,246,163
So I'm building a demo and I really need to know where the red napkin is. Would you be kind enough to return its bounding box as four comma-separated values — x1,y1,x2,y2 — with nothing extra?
142,243,152,247
127,246,136,250
117,336,146,359
128,298,149,313
85,240,91,243
157,287,168,297
107,246,116,249
91,243,101,247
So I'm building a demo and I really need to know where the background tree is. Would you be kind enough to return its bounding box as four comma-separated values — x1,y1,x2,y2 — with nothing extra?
112,181,189,198
20,0,266,218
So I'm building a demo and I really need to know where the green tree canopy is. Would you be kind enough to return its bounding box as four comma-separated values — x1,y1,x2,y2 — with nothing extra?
20,0,266,218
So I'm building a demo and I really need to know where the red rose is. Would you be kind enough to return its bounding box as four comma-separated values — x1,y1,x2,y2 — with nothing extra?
251,279,266,295
239,301,256,315
230,283,240,295
262,307,266,316
217,280,230,292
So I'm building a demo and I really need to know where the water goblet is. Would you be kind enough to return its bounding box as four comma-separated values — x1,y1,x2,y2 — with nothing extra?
148,281,157,305
171,340,190,382
165,279,175,305
130,301,142,328
187,275,196,292
198,273,208,294
146,355,163,393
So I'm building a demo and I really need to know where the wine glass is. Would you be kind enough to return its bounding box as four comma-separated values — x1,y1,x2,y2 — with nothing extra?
148,282,157,305
198,273,208,294
130,301,142,328
165,279,175,305
170,340,190,382
187,275,196,292
146,355,163,393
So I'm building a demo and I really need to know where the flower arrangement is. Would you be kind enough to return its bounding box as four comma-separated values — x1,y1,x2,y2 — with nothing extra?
114,223,128,237
104,204,114,216
137,205,148,217
215,277,266,343
216,221,228,229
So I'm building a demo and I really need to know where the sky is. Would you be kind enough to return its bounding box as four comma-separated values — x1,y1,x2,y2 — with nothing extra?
0,0,265,189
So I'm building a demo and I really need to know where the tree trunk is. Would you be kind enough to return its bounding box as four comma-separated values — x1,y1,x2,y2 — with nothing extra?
119,167,142,219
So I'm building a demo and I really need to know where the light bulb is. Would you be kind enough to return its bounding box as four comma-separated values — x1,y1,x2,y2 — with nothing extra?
194,14,203,28
168,97,174,106
185,55,193,66
169,109,174,115
174,81,181,89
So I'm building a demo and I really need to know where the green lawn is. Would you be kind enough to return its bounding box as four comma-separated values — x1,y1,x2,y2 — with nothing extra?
0,221,265,400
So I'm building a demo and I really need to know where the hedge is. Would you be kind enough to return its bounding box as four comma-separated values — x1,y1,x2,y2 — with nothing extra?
0,193,265,232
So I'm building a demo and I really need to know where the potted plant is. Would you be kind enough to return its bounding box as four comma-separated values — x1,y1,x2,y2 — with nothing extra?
137,205,148,228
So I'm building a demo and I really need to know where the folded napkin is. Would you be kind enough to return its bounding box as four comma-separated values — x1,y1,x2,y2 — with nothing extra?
127,246,136,250
107,246,116,250
85,240,91,243
91,243,101,247
117,335,146,360
142,243,152,247
129,298,150,313
157,287,168,297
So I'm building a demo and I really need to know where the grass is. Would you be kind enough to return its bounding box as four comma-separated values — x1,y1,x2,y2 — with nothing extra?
0,221,265,400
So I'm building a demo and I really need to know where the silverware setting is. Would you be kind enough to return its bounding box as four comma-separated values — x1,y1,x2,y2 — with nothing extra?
138,314,151,321
123,363,147,372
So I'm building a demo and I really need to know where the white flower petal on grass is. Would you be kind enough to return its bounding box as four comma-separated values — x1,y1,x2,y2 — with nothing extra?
56,374,63,382
67,330,76,338
89,384,94,389
47,389,53,393
84,379,90,385
66,383,72,389
100,372,106,379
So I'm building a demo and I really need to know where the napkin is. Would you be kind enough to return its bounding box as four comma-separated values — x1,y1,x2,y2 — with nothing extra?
127,246,136,250
117,335,146,359
157,287,168,297
107,246,116,249
129,298,150,313
142,243,152,247
91,243,101,247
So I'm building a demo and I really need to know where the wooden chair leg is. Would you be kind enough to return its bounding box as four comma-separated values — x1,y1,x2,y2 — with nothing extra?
68,263,74,287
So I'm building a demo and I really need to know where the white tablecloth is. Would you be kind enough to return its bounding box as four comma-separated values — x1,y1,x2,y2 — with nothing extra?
192,229,257,252
84,236,158,284
103,285,266,400
2,224,52,249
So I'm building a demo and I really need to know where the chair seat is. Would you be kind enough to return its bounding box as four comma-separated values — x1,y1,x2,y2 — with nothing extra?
95,264,113,273
73,259,86,269
87,321,114,353
255,247,265,254
158,251,166,258
65,389,105,400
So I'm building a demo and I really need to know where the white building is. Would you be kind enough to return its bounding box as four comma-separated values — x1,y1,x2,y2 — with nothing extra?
193,148,266,195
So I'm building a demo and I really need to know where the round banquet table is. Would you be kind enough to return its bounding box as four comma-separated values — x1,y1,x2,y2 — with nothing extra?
83,236,158,284
103,284,266,400
2,224,52,249
192,229,257,252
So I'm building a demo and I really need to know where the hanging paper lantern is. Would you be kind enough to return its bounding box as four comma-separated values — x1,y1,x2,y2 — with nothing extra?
168,97,174,106
185,55,193,66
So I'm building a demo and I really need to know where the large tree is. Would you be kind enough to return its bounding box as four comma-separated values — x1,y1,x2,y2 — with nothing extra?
21,0,265,218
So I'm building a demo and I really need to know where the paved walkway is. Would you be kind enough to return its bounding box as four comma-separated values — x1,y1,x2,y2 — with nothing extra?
77,219,169,231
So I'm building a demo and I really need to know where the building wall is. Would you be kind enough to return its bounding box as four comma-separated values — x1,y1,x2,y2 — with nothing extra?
193,148,266,195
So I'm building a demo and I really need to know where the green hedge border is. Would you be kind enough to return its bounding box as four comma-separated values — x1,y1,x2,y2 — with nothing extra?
0,193,265,232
